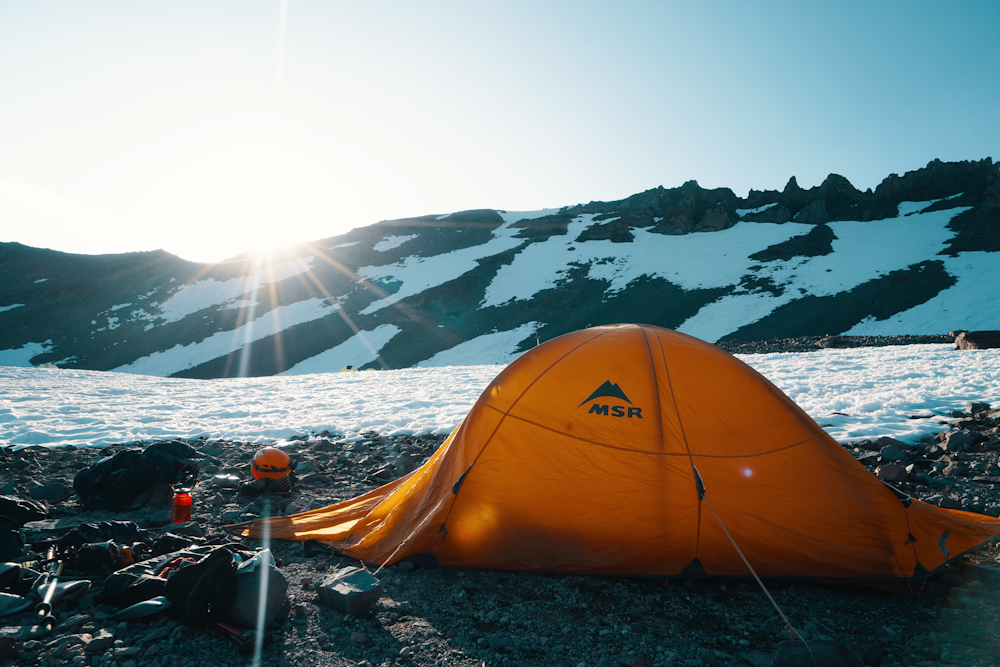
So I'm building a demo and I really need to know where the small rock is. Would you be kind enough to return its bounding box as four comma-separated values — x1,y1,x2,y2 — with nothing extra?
315,566,384,616
300,473,331,485
53,614,89,632
771,640,864,667
862,641,886,666
489,636,510,650
147,510,172,527
400,645,417,657
29,482,71,502
967,401,991,415
136,626,170,646
698,653,719,667
739,653,770,667
875,464,908,483
878,445,909,462
85,630,115,653
220,509,243,523
351,632,368,644
161,521,204,537
939,496,963,510
941,430,980,452
872,436,913,450
0,480,18,495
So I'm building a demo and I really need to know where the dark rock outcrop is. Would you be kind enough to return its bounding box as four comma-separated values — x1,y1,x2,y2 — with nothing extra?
955,331,1000,350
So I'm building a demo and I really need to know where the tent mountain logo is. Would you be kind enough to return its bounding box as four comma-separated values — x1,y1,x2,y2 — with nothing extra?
578,380,643,419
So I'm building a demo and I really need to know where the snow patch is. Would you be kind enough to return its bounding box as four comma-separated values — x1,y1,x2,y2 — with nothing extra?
358,224,526,315
418,323,540,367
373,235,418,252
678,292,796,343
735,203,777,217
219,300,259,311
280,325,402,375
33,278,48,284
843,252,1000,335
331,241,360,249
481,217,807,308
673,206,969,339
0,341,53,367
113,298,336,377
0,304,25,314
156,256,316,324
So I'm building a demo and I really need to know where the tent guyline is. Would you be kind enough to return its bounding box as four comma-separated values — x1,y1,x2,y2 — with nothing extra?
701,482,817,667
231,324,1000,588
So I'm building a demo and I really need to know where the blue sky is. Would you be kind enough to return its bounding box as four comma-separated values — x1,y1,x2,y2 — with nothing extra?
1,1,997,262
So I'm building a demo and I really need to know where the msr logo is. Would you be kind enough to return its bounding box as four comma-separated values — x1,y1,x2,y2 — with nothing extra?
578,380,643,419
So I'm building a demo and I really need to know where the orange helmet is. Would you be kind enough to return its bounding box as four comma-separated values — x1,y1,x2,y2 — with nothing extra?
251,447,292,479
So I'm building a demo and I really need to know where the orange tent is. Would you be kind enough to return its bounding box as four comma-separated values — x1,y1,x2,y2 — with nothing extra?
233,324,1000,580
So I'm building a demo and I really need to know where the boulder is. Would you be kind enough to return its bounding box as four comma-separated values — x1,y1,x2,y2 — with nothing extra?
967,402,991,415
955,331,1000,350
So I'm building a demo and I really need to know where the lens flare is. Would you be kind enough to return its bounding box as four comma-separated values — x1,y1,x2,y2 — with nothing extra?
251,495,272,667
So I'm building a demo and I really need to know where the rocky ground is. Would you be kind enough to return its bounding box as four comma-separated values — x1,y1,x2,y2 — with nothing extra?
2,337,1000,667
714,334,956,355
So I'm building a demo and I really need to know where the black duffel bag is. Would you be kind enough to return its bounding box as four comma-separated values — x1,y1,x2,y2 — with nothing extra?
73,441,201,511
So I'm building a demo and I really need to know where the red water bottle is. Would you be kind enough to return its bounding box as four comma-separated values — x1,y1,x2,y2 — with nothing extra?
172,490,192,523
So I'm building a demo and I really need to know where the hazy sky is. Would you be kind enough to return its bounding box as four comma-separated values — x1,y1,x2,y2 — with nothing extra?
2,1,998,263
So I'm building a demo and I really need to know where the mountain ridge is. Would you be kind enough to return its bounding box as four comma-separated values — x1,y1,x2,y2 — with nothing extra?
1,157,997,378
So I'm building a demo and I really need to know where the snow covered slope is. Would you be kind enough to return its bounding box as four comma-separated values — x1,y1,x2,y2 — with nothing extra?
1,158,998,377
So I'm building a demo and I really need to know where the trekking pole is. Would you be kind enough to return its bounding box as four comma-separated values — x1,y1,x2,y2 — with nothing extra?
35,546,63,630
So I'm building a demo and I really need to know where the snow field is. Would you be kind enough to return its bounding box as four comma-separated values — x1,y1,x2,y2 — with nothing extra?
2,344,998,449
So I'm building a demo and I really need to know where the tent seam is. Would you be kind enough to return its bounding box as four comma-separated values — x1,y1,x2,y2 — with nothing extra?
654,331,701,558
433,329,615,546
484,404,823,458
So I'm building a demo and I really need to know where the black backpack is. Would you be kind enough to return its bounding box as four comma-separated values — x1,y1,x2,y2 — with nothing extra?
163,546,240,626
0,496,48,562
73,441,201,511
